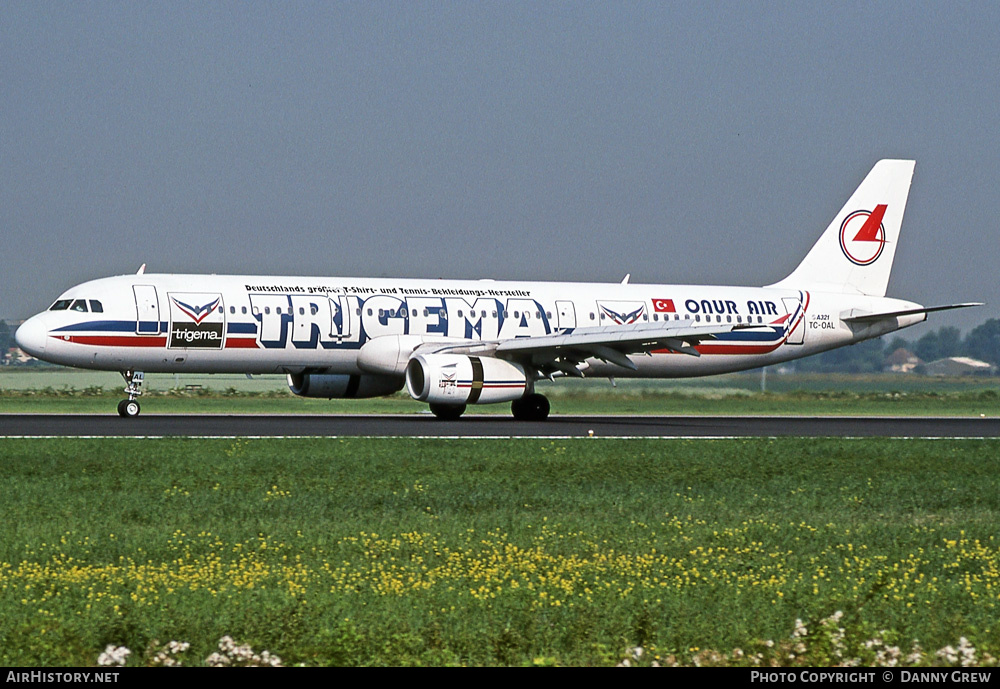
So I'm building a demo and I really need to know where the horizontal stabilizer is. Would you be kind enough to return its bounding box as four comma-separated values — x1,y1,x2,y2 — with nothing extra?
841,302,983,324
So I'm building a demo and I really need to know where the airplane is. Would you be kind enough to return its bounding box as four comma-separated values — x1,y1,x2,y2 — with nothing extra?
15,159,980,421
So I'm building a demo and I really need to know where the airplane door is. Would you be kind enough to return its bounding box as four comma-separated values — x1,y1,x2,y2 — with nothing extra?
556,301,576,330
782,297,805,345
134,285,162,334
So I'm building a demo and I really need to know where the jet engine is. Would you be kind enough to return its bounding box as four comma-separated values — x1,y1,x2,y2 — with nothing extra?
286,373,404,399
406,353,527,405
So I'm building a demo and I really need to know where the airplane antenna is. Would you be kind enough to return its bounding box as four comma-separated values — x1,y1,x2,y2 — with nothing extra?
621,274,630,284
136,264,146,275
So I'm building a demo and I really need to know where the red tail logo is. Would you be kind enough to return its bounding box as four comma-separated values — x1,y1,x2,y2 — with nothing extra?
839,205,887,266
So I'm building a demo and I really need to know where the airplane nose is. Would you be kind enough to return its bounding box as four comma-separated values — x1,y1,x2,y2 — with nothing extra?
14,316,49,358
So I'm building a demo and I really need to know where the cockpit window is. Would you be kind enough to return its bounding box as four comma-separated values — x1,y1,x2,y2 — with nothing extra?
49,299,72,311
70,299,89,312
89,300,104,313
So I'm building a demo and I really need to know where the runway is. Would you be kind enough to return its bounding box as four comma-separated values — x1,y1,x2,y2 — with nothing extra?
1,414,999,438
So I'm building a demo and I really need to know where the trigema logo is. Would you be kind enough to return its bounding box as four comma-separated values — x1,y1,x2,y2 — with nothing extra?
168,294,224,349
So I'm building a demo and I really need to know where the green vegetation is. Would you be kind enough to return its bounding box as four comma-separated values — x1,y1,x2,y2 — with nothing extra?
1,437,998,666
798,319,1000,373
1,369,999,416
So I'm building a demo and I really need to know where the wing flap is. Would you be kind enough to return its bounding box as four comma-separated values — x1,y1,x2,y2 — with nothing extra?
494,320,742,372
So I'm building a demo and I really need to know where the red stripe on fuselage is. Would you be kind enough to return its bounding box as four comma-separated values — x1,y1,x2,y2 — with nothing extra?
224,338,260,348
57,335,167,347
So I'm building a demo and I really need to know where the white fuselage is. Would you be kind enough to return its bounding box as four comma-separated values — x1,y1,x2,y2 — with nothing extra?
15,273,925,378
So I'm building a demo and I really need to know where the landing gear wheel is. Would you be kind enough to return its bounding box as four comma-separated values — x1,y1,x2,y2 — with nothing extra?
117,399,141,418
511,393,550,421
118,370,144,418
429,403,466,420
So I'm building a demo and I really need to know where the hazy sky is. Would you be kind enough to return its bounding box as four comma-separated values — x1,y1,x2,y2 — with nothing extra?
2,2,997,333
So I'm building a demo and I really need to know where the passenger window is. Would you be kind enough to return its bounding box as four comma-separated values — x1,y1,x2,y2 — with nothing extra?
300,307,305,315
230,306,236,314
653,314,658,322
70,299,88,312
310,304,318,316
242,307,248,315
89,300,104,313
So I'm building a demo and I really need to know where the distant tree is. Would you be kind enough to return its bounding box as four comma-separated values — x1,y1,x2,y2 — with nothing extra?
885,336,911,355
965,319,1000,367
914,330,942,363
937,326,963,359
0,320,10,356
796,337,887,373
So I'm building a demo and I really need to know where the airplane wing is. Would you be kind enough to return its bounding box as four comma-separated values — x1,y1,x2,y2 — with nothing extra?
414,319,751,378
494,321,743,376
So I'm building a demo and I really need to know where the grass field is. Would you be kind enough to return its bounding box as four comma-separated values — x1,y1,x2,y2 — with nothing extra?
1,437,999,666
2,368,999,416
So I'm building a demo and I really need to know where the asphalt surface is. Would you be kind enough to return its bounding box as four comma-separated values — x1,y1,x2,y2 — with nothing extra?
1,414,999,437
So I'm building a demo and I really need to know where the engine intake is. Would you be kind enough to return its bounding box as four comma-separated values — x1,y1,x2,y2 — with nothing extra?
286,373,403,399
406,354,527,405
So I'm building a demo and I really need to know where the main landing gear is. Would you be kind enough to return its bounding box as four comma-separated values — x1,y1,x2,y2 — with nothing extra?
511,393,550,421
117,370,144,418
427,393,551,421
429,403,466,420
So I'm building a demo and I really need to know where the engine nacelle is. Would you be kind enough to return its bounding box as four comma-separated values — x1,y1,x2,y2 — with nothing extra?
406,354,527,405
286,373,403,399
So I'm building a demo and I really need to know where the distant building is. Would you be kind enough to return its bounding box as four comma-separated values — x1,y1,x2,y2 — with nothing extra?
5,347,32,365
884,347,922,373
923,357,996,377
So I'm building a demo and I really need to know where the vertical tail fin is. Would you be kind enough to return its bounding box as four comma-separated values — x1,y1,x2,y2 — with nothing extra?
769,159,916,297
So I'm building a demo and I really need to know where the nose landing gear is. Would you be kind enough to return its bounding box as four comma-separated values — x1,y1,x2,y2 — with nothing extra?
117,370,144,418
